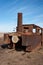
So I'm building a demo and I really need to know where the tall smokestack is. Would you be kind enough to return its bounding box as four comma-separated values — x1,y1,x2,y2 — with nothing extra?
17,13,22,32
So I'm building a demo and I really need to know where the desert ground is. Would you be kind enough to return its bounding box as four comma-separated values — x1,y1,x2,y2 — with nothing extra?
0,45,43,65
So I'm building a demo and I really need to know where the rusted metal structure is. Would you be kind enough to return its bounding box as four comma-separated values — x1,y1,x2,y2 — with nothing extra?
4,13,43,51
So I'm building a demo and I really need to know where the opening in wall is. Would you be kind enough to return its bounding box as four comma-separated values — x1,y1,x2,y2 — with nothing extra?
24,27,29,29
39,29,41,34
33,28,36,33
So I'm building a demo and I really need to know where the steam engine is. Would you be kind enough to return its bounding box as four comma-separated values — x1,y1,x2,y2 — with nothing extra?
4,13,43,52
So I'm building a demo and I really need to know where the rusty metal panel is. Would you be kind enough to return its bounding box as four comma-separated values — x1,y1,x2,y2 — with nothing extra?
22,35,31,46
4,34,10,44
22,35,41,51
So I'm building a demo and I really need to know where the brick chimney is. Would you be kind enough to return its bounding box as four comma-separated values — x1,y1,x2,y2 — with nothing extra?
17,13,22,32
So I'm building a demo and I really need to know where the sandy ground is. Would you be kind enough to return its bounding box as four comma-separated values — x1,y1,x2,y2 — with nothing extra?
0,46,43,65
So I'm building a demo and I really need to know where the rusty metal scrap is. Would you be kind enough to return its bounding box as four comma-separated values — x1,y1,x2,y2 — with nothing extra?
4,13,43,52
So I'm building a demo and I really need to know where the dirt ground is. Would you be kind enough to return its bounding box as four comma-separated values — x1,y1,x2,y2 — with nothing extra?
0,46,43,65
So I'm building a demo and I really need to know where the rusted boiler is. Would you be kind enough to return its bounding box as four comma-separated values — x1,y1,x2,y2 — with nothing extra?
4,13,43,52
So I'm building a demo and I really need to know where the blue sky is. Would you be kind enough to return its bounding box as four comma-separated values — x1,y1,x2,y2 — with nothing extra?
0,0,43,32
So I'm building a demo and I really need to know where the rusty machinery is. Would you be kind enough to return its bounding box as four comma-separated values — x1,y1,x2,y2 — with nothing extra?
4,13,43,52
